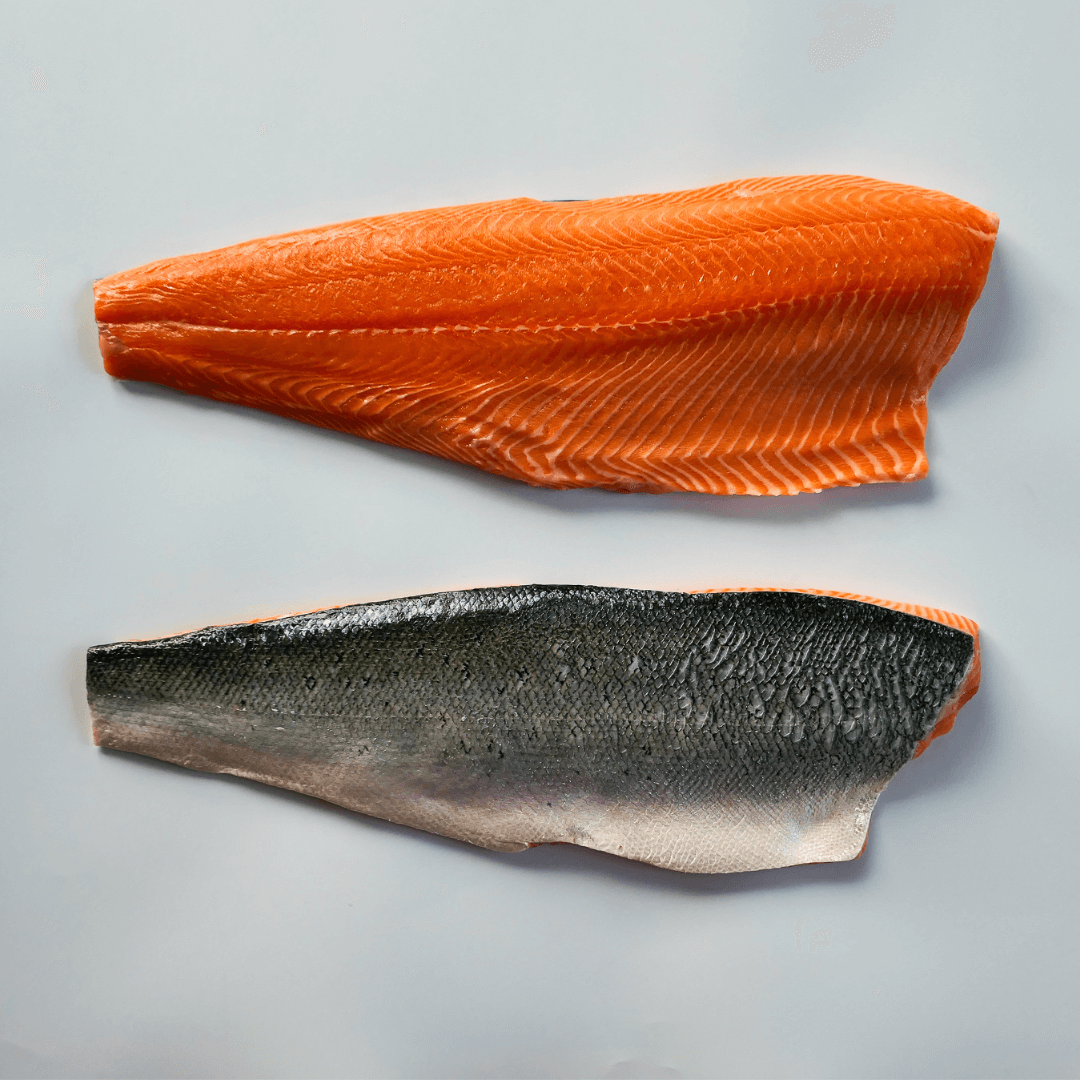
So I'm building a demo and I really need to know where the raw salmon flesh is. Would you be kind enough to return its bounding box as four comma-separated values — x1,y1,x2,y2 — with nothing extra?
95,175,998,495
88,586,980,873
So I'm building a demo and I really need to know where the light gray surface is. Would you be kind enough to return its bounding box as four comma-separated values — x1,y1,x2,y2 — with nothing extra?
1,2,1076,1077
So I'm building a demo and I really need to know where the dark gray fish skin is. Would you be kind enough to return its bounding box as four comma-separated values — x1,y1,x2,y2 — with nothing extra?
87,587,977,873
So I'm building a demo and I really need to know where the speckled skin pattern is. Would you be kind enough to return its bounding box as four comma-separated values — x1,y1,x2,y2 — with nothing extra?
88,587,977,873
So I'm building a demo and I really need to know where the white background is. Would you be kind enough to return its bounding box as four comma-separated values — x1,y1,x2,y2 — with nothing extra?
2,2,1077,1077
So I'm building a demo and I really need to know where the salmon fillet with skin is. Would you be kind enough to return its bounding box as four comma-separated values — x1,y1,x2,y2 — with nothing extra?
87,586,980,874
95,175,998,495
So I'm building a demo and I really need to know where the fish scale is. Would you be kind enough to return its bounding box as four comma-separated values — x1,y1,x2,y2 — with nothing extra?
88,586,978,873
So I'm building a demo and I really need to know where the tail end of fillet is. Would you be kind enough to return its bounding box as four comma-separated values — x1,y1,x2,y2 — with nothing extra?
96,326,184,389
87,694,126,752
97,327,141,380
93,273,156,381
86,643,152,753
86,644,117,749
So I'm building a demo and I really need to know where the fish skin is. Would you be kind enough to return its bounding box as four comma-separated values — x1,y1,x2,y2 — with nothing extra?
87,587,979,873
94,175,998,496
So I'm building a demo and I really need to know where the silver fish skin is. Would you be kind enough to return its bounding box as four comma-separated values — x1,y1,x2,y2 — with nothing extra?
87,586,979,873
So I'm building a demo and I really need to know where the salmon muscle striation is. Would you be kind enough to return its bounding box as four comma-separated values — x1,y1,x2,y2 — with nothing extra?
88,587,980,874
94,175,998,495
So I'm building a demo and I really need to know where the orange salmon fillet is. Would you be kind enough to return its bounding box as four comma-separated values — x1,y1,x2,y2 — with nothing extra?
95,175,998,495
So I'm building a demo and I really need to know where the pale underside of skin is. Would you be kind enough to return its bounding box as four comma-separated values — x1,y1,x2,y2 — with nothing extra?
92,716,882,874
94,175,999,495
88,587,979,873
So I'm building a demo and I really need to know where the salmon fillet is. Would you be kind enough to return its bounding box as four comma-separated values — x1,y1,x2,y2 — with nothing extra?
94,175,998,495
88,587,980,873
